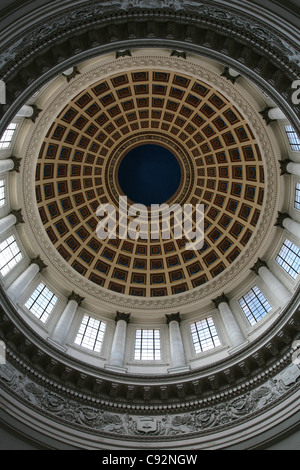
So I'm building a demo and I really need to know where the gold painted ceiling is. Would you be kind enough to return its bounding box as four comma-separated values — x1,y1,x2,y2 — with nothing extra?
35,69,264,297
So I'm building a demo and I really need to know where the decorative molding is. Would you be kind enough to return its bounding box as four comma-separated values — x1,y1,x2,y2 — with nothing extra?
0,354,299,444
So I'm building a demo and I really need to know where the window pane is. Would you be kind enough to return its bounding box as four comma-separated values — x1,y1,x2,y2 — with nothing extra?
0,123,17,149
0,180,6,207
134,329,161,360
276,239,300,279
295,183,300,210
285,125,300,152
190,317,221,354
239,285,272,326
0,235,23,276
75,315,106,352
25,282,58,323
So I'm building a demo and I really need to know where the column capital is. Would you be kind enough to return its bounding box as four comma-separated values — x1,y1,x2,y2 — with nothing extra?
165,312,181,325
31,255,47,272
10,209,24,224
221,66,239,84
63,66,81,82
259,107,274,125
212,293,229,308
67,291,85,306
170,50,186,59
9,156,22,173
116,49,132,59
279,159,291,175
26,104,42,123
275,211,290,228
250,258,268,275
115,311,130,323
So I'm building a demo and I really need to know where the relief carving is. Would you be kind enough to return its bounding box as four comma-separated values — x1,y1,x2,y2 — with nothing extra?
0,360,299,438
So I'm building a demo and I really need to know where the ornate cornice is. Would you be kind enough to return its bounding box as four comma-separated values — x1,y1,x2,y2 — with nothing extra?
0,355,299,445
0,0,299,133
0,284,299,411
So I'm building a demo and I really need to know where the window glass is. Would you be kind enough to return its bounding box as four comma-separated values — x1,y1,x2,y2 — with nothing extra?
25,282,58,323
276,239,300,279
295,183,300,210
285,125,300,151
190,317,221,354
134,329,161,360
0,180,6,207
75,315,106,352
239,285,272,326
0,235,23,276
0,123,17,149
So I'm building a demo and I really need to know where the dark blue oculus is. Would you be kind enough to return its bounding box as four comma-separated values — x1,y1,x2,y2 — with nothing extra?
117,144,181,206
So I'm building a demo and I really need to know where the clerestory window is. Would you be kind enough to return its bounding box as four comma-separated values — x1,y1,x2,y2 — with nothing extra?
134,329,161,360
239,285,272,326
190,317,221,354
25,282,58,323
0,235,23,276
276,238,300,279
0,123,17,149
285,125,300,152
75,314,106,352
